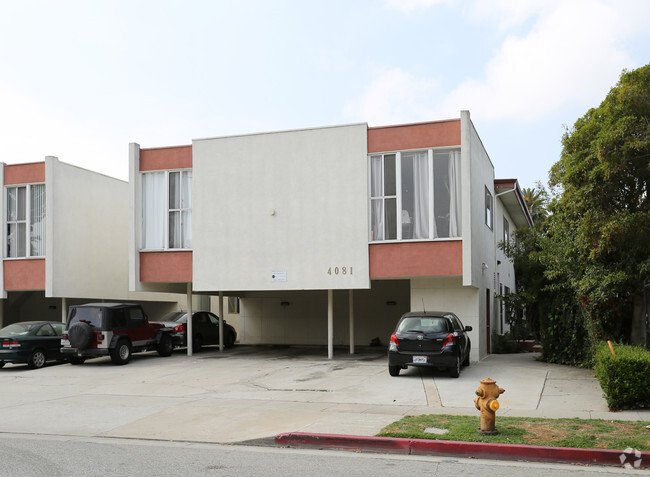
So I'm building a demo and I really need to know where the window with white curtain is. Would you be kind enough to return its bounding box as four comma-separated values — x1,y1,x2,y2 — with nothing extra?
6,184,46,258
369,148,461,242
141,170,192,250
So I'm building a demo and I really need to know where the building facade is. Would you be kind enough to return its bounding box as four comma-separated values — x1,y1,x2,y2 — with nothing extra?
129,111,532,361
0,157,186,327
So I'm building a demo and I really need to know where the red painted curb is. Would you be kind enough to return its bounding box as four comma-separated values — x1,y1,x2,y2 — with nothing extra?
275,432,650,468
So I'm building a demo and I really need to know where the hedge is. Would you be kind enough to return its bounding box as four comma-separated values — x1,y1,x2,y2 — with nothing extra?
594,342,650,410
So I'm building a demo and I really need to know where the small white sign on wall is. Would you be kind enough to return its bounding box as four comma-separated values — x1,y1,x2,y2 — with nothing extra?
271,270,287,282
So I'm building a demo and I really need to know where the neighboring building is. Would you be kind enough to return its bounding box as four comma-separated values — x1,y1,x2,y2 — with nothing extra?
0,157,186,327
129,111,532,361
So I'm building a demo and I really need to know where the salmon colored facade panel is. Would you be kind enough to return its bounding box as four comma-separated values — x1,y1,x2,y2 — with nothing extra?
4,259,46,290
4,162,46,185
368,119,461,153
140,146,192,171
140,251,192,282
369,241,462,279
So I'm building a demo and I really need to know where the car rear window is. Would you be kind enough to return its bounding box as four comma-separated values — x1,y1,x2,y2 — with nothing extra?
0,323,37,337
68,307,106,328
397,317,449,333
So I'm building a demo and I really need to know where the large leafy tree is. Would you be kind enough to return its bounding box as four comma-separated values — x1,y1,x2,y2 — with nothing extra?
545,64,650,348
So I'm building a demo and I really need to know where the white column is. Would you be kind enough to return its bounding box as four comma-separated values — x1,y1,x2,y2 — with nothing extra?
187,283,193,357
349,290,355,355
219,291,224,352
328,289,333,359
61,297,67,323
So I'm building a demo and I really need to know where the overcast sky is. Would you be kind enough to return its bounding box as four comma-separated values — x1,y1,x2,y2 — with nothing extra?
1,0,648,188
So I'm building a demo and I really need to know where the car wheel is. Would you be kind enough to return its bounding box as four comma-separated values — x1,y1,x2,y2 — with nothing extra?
157,334,173,357
110,339,132,365
388,365,401,377
28,349,47,369
462,351,470,367
193,335,203,353
449,354,461,378
0,362,5,368
68,322,94,350
224,331,235,348
68,357,86,365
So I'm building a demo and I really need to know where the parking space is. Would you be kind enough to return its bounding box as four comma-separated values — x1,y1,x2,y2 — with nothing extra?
0,346,645,444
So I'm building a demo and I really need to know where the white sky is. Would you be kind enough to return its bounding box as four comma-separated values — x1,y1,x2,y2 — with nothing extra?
1,0,648,188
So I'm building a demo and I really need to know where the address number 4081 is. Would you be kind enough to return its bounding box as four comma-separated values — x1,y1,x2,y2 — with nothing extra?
327,266,352,276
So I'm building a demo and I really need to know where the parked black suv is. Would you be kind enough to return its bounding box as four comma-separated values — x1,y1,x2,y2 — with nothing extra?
61,303,174,365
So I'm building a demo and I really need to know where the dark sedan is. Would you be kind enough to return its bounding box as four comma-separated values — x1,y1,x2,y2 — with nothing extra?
156,311,236,351
0,321,66,369
388,311,472,378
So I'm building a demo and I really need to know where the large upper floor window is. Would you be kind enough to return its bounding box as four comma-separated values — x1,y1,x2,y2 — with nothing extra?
5,184,46,258
369,148,461,242
141,170,192,250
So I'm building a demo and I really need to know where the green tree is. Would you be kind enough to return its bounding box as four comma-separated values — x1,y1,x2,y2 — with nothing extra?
546,64,650,350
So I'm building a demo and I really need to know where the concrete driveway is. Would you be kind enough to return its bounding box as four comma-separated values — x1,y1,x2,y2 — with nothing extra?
0,346,647,443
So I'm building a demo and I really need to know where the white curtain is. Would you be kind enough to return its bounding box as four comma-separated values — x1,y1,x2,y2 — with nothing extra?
30,184,46,256
448,150,461,237
370,156,384,240
142,172,165,249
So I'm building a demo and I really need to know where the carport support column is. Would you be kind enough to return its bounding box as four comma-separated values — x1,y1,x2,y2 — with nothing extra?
187,283,193,357
61,297,67,323
328,289,333,359
218,291,224,352
349,290,355,355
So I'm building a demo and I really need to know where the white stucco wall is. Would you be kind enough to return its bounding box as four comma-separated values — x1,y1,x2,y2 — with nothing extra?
46,157,129,299
236,280,410,346
192,124,370,292
410,277,480,362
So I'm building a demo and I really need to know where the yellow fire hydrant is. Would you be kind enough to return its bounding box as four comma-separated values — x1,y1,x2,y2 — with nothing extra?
474,377,505,435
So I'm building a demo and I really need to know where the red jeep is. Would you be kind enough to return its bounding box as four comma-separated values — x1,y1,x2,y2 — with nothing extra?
61,303,174,365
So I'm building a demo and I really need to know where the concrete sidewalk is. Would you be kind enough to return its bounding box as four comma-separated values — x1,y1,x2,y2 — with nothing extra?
0,346,648,444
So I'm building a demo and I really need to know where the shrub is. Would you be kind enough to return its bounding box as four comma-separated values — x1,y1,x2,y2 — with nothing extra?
539,308,589,365
594,342,650,410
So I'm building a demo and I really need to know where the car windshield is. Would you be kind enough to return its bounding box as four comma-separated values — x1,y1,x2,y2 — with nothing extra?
68,307,105,328
0,322,37,337
159,312,187,323
397,317,449,333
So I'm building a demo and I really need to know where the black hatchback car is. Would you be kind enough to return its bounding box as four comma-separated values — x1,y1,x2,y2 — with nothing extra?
388,311,472,378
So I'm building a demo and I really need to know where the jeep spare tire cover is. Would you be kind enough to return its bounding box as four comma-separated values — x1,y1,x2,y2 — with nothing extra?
68,322,94,349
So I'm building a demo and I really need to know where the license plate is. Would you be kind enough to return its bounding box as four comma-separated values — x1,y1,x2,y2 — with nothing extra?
413,356,427,364
61,339,70,346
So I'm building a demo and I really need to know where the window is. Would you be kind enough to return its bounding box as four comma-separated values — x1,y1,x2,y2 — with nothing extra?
485,187,493,230
370,149,461,241
6,184,46,258
141,170,192,250
228,297,240,314
370,154,397,240
503,217,510,243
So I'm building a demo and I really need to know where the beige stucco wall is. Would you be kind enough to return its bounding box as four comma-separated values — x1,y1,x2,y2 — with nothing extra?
191,124,370,292
46,157,129,299
235,280,410,346
410,276,480,362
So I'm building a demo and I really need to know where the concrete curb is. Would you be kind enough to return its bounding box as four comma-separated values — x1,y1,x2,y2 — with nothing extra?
275,432,650,468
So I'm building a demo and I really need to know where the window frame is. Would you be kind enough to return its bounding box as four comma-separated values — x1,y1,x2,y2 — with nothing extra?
140,169,192,251
368,147,461,243
485,187,493,230
5,183,46,259
503,216,510,243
